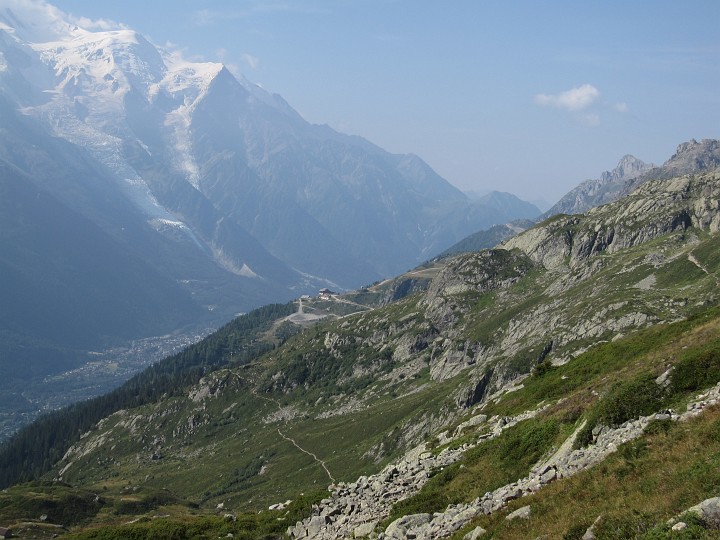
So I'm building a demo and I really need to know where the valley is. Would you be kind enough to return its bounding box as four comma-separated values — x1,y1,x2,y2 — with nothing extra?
0,327,213,440
0,3,544,439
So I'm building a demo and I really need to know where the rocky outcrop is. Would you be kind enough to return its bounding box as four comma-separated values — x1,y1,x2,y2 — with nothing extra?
381,278,431,305
384,381,720,539
420,249,535,339
505,173,720,271
287,407,546,539
287,375,720,539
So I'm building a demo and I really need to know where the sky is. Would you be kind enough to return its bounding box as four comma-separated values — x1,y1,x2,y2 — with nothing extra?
49,0,720,205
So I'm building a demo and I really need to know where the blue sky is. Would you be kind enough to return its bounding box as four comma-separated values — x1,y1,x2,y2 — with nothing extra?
51,0,720,204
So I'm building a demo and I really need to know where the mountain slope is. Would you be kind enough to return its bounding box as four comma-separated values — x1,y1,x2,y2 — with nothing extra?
473,191,541,220
437,219,535,258
2,171,718,538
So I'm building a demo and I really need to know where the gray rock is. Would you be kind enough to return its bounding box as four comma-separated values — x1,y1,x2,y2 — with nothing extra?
581,514,603,540
463,525,487,539
687,496,720,528
385,513,432,539
354,520,378,537
505,505,532,521
539,467,556,484
671,521,688,531
307,515,329,537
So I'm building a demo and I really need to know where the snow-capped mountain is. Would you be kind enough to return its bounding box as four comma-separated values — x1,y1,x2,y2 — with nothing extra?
0,1,538,388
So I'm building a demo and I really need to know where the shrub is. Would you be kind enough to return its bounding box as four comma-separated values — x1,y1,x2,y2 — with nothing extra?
670,343,720,394
596,375,665,427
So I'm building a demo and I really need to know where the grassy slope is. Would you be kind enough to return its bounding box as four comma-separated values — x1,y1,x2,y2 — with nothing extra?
452,406,720,539
384,304,720,538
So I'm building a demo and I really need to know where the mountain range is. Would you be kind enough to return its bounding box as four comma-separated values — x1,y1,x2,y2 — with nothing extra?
0,0,541,430
543,138,720,218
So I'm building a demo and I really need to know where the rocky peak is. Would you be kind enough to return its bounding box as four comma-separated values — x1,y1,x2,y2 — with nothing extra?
617,139,720,196
543,154,653,217
663,138,720,175
600,154,654,183
506,172,720,271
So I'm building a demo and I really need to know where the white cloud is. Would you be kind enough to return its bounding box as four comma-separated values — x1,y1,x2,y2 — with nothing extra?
534,84,600,112
69,15,124,32
241,53,260,69
614,102,630,113
580,112,600,126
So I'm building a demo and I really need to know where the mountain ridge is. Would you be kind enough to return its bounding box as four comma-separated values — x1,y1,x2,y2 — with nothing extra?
544,138,720,219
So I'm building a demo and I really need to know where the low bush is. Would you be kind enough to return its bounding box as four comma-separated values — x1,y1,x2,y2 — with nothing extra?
670,342,720,394
596,375,665,427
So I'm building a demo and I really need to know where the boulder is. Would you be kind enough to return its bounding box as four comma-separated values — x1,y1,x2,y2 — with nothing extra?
687,496,720,528
463,525,487,539
354,520,377,538
385,513,432,539
505,505,532,521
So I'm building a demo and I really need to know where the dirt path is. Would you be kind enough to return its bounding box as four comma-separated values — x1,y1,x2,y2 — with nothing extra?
276,428,336,483
688,250,719,285
240,374,336,484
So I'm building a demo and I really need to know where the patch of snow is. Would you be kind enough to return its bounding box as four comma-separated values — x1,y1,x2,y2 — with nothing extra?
155,57,223,189
211,246,263,280
2,2,258,230
239,263,259,278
